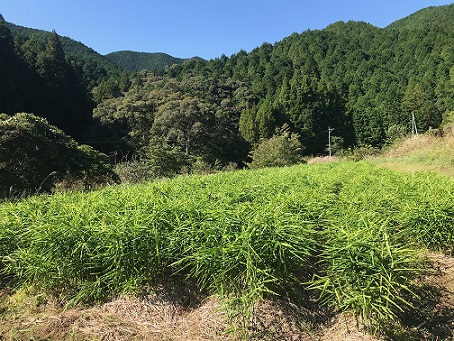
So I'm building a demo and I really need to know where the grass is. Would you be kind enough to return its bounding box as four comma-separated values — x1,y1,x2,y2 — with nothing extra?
377,133,454,176
1,161,454,335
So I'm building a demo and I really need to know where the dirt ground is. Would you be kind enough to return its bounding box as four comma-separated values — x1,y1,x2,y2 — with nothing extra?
0,253,453,340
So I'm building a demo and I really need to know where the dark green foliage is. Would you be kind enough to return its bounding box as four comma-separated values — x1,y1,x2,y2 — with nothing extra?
7,22,122,90
239,98,276,145
91,72,131,103
0,16,23,114
402,84,442,131
3,4,454,174
0,20,96,139
0,113,117,198
105,51,188,73
145,139,190,178
89,72,251,170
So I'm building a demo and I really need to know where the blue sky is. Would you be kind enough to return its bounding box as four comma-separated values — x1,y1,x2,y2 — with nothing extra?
2,1,453,59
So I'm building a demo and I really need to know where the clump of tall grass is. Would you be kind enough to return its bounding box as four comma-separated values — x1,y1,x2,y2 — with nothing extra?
310,220,421,330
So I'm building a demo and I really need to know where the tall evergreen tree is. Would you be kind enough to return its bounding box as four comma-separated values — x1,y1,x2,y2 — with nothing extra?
36,30,69,84
402,84,441,132
0,15,22,113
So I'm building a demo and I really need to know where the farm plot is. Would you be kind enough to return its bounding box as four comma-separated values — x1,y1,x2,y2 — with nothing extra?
1,161,454,335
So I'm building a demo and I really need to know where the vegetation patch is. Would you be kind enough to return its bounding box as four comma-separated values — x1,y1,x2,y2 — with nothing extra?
1,162,454,338
377,133,454,177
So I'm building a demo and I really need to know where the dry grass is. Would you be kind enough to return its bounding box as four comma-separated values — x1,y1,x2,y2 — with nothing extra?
377,132,454,177
306,156,342,164
3,259,453,341
1,293,230,341
1,249,454,341
384,135,439,158
0,290,382,341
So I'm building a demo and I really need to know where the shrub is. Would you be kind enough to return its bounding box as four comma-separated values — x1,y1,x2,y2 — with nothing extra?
144,141,190,178
0,113,117,198
248,128,304,169
114,160,154,184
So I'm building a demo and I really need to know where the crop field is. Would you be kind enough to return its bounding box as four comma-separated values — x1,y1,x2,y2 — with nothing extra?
1,161,454,336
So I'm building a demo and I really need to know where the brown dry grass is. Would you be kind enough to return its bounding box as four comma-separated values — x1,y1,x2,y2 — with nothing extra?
1,254,453,340
376,132,454,177
306,156,342,164
0,289,378,341
383,135,441,158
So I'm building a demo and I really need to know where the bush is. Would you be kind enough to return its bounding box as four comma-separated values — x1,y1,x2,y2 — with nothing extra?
248,128,304,169
114,160,154,184
144,141,190,178
0,113,117,198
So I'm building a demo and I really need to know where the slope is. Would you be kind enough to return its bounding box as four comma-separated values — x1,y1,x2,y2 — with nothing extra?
105,50,188,72
386,3,454,31
6,22,123,89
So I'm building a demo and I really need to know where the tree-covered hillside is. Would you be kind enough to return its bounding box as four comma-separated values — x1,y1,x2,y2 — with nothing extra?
105,51,189,72
6,22,122,89
386,4,454,30
2,4,454,185
0,17,94,139
90,4,454,167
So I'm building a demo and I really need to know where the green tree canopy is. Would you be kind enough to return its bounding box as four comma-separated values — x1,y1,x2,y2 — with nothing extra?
248,126,303,169
0,113,117,198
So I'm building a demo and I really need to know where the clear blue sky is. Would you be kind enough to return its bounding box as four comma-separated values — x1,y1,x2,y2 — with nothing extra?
2,1,453,59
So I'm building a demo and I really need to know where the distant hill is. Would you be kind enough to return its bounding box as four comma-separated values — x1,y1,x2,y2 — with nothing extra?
6,22,122,89
386,3,454,30
105,51,188,72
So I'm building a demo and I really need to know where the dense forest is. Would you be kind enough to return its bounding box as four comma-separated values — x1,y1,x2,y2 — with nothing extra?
2,4,454,195
105,51,189,73
89,4,454,160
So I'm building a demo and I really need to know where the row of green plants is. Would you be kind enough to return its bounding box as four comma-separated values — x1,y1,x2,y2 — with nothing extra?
1,162,453,334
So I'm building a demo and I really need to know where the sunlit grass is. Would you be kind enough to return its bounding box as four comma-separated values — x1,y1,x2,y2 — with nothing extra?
1,161,454,331
377,133,454,177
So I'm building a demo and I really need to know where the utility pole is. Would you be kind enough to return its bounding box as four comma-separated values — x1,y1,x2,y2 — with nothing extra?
412,111,419,136
328,126,335,158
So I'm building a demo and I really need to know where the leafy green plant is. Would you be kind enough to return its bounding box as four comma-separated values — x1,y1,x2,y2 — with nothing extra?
248,127,304,169
1,161,453,335
309,221,421,329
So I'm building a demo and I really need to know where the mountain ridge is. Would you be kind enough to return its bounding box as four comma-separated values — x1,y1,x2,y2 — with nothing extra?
385,3,454,30
104,50,189,73
5,4,453,73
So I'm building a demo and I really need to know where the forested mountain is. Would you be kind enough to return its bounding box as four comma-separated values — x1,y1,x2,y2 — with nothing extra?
386,4,454,30
90,3,454,167
0,17,94,139
0,18,133,140
105,51,189,72
2,4,454,179
6,22,122,89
